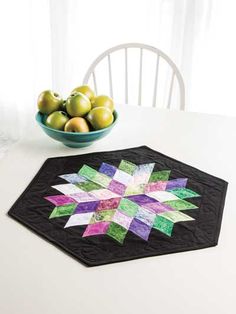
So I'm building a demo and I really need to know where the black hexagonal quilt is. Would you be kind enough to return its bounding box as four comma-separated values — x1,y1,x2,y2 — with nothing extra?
8,146,228,266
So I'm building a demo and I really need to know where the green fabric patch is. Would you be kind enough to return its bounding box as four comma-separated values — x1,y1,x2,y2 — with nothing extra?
158,210,194,223
164,199,198,210
79,165,97,181
93,173,111,188
149,170,171,182
106,222,128,244
76,181,102,192
90,210,115,224
167,188,200,199
118,198,139,217
49,203,77,219
124,184,145,196
153,215,174,236
119,160,137,175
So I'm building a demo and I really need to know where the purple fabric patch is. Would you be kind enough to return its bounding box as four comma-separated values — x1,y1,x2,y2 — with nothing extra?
126,194,156,205
99,163,117,178
108,180,126,195
129,218,152,241
83,222,110,237
75,201,99,214
44,195,77,206
166,178,188,190
143,202,173,214
144,181,167,193
97,197,121,211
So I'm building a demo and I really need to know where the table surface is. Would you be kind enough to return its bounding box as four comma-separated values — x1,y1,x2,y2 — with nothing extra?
0,104,236,314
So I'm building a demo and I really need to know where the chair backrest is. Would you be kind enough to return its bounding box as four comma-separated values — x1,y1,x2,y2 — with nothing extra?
83,43,185,110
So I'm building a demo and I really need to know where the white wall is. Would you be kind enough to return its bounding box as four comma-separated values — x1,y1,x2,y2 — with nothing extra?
48,0,236,116
0,0,235,137
190,0,236,116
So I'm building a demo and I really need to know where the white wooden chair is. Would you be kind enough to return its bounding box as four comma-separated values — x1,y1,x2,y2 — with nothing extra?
83,43,185,110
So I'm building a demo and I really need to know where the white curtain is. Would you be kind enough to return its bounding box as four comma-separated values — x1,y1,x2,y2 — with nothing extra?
0,0,52,156
0,0,235,153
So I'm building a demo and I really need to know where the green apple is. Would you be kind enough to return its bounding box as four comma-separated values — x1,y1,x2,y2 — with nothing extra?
71,85,95,103
92,95,114,113
64,117,90,133
37,90,63,114
66,92,91,117
46,111,69,130
86,107,114,130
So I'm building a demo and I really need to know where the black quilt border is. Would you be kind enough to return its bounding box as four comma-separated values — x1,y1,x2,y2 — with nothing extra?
8,145,228,266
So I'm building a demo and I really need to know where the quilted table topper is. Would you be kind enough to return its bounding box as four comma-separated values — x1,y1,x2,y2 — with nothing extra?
8,146,228,266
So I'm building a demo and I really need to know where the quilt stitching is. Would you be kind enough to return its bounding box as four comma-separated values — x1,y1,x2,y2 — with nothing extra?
44,160,200,244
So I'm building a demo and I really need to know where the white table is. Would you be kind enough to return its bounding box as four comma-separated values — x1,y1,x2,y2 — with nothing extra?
0,105,236,314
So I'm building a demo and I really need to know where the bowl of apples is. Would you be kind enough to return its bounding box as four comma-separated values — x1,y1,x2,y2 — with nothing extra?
36,85,118,148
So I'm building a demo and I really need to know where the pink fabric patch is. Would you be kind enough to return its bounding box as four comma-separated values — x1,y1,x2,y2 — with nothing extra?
143,202,173,214
97,197,121,210
44,195,77,206
70,192,97,202
112,210,133,229
144,181,167,193
82,222,110,237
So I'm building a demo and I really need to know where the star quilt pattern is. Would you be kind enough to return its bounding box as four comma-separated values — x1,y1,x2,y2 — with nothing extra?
45,160,200,244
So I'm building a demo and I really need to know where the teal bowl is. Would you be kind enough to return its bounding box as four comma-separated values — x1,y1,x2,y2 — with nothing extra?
36,111,118,148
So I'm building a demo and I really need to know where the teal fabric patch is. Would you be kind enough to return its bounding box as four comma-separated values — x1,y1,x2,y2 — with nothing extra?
167,188,200,199
153,215,174,236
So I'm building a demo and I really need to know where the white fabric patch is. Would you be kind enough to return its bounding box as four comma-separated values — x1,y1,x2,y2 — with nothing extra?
135,207,156,226
146,191,180,202
113,169,132,185
64,212,94,228
69,192,98,202
132,173,149,185
131,163,155,185
158,211,195,223
52,183,83,195
112,210,133,229
90,189,120,200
